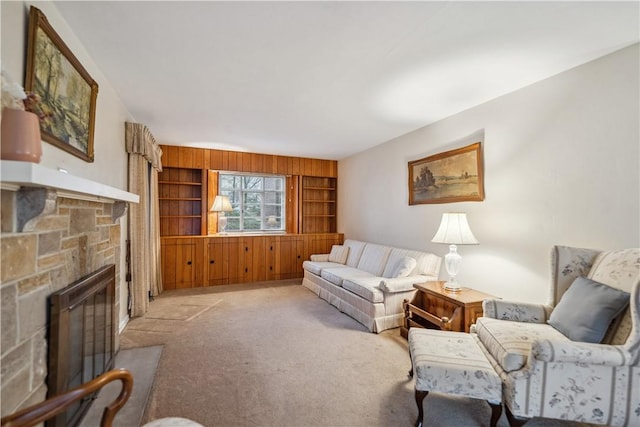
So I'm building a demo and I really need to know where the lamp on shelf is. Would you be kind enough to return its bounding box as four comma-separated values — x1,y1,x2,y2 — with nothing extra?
431,212,479,292
211,195,233,234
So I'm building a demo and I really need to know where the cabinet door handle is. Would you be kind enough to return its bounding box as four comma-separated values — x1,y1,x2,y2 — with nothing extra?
270,246,273,251
187,261,192,265
245,247,249,252
245,268,248,273
210,260,215,264
270,266,273,271
297,255,301,259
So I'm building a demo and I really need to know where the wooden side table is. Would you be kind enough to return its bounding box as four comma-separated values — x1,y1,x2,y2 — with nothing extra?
401,281,497,338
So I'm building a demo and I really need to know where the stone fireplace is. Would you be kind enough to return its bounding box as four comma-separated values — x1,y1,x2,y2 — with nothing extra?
0,161,137,418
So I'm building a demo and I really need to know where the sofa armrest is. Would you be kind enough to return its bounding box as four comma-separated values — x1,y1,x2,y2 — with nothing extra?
310,254,329,262
532,339,631,367
379,276,437,293
482,299,551,323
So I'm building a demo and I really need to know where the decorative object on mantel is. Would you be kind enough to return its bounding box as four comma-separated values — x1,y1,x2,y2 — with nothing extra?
211,195,233,234
1,70,42,163
25,6,98,163
408,142,484,205
431,212,479,291
1,108,42,163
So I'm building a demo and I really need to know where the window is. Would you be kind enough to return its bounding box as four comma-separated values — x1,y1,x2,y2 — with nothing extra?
218,173,286,232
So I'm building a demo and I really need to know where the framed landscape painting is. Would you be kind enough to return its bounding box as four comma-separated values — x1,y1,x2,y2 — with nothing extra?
25,6,98,162
408,142,484,205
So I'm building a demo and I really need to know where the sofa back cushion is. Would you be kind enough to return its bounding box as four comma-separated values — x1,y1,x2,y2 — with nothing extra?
343,240,367,268
356,243,391,276
382,248,441,278
388,257,417,278
328,245,350,264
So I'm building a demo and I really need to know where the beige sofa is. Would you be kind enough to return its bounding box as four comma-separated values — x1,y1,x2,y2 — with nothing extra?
302,239,441,333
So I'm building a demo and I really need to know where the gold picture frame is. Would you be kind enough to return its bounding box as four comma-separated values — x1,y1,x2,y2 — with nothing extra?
408,142,484,205
25,6,98,162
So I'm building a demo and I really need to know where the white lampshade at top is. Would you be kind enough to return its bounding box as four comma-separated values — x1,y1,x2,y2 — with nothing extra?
211,195,233,212
431,213,479,245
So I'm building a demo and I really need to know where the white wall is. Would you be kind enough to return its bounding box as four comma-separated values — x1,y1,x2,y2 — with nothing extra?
1,1,134,326
338,44,640,304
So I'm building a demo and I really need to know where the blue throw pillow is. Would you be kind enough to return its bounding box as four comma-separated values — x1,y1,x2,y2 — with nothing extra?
548,276,629,343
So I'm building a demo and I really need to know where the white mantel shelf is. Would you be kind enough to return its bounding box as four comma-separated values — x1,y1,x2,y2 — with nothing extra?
0,160,139,203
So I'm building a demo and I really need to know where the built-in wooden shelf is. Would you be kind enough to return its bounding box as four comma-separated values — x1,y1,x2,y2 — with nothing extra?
301,176,337,233
159,181,201,186
158,167,205,236
304,186,336,190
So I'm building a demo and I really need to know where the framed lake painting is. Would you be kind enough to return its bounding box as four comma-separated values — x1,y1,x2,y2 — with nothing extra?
25,6,98,162
408,142,484,205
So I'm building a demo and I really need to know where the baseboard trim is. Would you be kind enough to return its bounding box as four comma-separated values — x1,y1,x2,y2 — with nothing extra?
119,315,129,333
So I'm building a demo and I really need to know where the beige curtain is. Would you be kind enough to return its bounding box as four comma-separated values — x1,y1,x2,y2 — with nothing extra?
125,122,163,317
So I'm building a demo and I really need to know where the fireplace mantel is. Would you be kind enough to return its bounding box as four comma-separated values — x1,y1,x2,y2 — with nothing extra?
0,160,139,203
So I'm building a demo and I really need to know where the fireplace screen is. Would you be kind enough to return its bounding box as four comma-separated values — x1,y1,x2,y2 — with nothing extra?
47,264,116,427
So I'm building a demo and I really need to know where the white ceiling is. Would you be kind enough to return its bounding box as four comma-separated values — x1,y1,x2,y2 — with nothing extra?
53,1,639,160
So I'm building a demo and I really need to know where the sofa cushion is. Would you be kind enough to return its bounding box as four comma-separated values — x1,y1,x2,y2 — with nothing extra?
328,245,350,264
302,260,347,276
342,277,384,303
320,267,375,287
548,276,629,343
475,317,571,372
343,240,367,268
356,243,392,276
389,256,416,278
382,248,441,278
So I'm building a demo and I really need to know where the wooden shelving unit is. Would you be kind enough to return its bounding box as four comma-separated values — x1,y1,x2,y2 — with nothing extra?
301,176,337,234
157,146,342,288
158,168,205,236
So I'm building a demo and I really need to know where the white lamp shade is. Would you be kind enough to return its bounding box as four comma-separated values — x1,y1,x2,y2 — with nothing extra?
431,213,479,245
211,195,233,212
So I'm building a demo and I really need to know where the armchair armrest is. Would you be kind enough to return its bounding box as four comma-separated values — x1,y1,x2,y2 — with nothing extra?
482,299,551,323
0,369,132,427
532,339,631,367
310,254,329,262
379,276,423,293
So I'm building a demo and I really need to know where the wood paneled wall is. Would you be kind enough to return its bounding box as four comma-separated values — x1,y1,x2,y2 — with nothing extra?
161,233,344,289
161,145,337,178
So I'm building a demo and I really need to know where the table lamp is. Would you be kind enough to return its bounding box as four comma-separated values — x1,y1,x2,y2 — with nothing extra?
431,212,478,291
211,195,233,234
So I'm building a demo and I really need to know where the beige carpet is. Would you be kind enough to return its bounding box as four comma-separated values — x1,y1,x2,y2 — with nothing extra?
120,292,222,348
121,280,590,427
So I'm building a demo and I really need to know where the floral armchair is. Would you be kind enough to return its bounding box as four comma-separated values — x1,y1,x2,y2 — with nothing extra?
474,246,639,426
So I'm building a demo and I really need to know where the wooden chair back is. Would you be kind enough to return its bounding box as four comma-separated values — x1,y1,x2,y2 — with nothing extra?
1,368,133,427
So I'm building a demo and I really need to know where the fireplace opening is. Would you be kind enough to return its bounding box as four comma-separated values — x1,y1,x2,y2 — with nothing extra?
47,264,117,427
